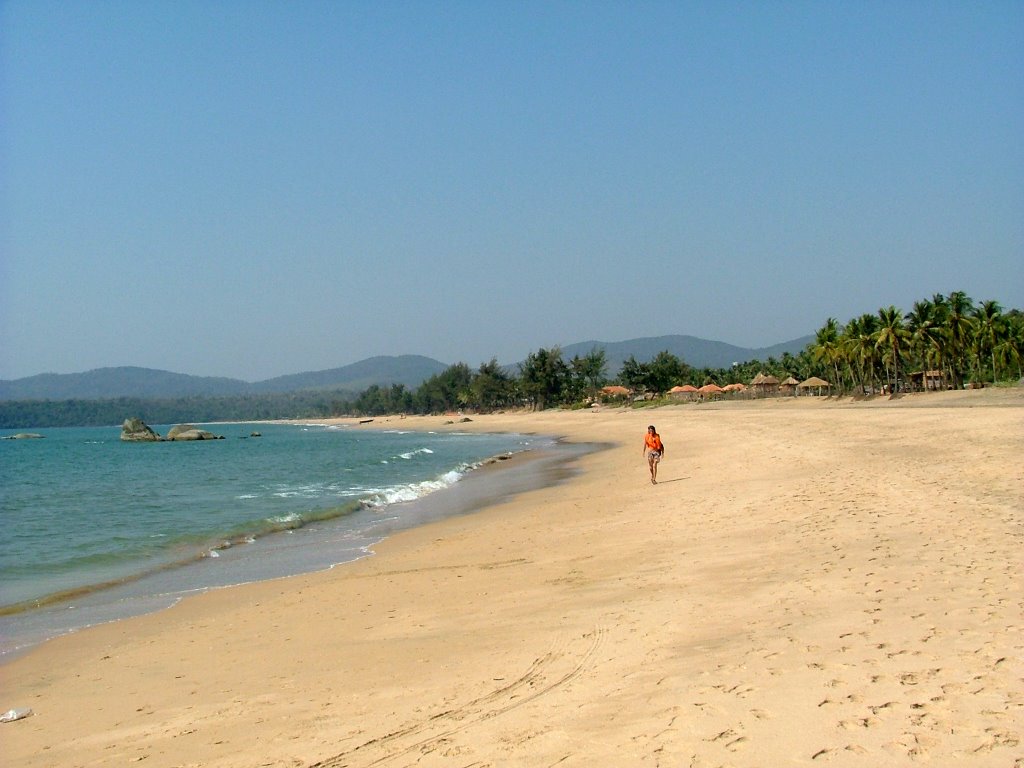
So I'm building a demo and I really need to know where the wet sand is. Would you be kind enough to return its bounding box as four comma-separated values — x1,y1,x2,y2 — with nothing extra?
3,388,1022,766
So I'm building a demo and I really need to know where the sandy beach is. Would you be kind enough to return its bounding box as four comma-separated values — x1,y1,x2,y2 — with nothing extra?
3,389,1022,767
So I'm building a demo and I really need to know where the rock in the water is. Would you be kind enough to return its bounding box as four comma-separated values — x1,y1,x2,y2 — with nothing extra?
166,424,222,441
1,433,45,440
121,418,162,442
166,424,196,440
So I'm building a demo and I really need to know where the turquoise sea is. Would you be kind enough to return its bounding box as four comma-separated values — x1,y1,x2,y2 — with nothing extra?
0,422,573,659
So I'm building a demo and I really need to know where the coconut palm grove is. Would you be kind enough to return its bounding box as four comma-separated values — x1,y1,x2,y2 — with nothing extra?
806,292,1020,397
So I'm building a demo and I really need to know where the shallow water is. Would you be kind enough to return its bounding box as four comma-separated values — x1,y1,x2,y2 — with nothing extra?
0,422,592,660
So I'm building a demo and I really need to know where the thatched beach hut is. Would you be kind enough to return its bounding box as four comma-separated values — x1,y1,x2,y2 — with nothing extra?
780,376,800,396
600,385,631,402
750,372,780,397
720,383,745,399
797,376,831,396
698,383,724,400
669,385,698,401
909,370,945,392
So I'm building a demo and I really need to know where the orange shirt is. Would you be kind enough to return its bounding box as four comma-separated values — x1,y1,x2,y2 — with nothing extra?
644,433,663,452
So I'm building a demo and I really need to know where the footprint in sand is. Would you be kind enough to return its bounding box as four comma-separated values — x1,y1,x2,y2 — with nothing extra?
974,728,1021,753
706,727,748,750
868,701,898,716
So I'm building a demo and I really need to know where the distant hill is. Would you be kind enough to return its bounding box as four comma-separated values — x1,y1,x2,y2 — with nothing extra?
555,334,814,375
0,367,249,401
0,336,813,402
0,356,449,402
249,356,449,394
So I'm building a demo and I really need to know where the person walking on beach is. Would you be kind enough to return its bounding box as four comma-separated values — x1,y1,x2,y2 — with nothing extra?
643,425,664,484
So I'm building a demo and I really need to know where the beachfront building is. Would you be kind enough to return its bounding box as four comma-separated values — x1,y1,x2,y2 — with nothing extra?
797,376,831,396
750,372,781,398
668,385,697,401
909,370,946,391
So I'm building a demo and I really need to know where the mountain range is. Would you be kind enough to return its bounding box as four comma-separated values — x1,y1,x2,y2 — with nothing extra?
0,335,812,402
558,335,813,380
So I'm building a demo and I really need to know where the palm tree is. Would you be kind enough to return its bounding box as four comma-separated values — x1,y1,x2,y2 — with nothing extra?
841,314,880,394
838,317,859,392
971,300,1003,383
812,318,843,393
794,348,817,382
945,291,975,388
876,305,910,393
906,298,945,389
994,312,1024,381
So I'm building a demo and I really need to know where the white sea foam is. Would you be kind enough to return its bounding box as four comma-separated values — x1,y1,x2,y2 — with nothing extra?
397,447,434,460
273,486,322,499
364,466,468,508
268,513,304,531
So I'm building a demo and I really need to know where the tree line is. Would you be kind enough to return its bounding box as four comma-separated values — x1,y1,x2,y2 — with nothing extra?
0,391,346,429
272,290,1024,417
2,291,1019,428
809,292,1022,395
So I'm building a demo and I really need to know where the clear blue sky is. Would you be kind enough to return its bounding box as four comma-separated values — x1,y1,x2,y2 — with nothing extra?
2,1,1022,381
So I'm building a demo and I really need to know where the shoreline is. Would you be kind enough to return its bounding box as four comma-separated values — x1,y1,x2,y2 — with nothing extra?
0,434,594,662
4,389,1022,766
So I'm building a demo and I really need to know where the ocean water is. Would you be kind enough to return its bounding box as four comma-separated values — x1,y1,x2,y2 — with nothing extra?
0,422,563,658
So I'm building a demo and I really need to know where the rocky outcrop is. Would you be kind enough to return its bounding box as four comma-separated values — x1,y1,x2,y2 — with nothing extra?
1,433,44,440
166,424,223,441
120,418,224,441
121,418,162,442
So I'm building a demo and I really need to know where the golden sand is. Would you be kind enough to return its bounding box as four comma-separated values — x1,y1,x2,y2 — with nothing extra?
3,389,1022,767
